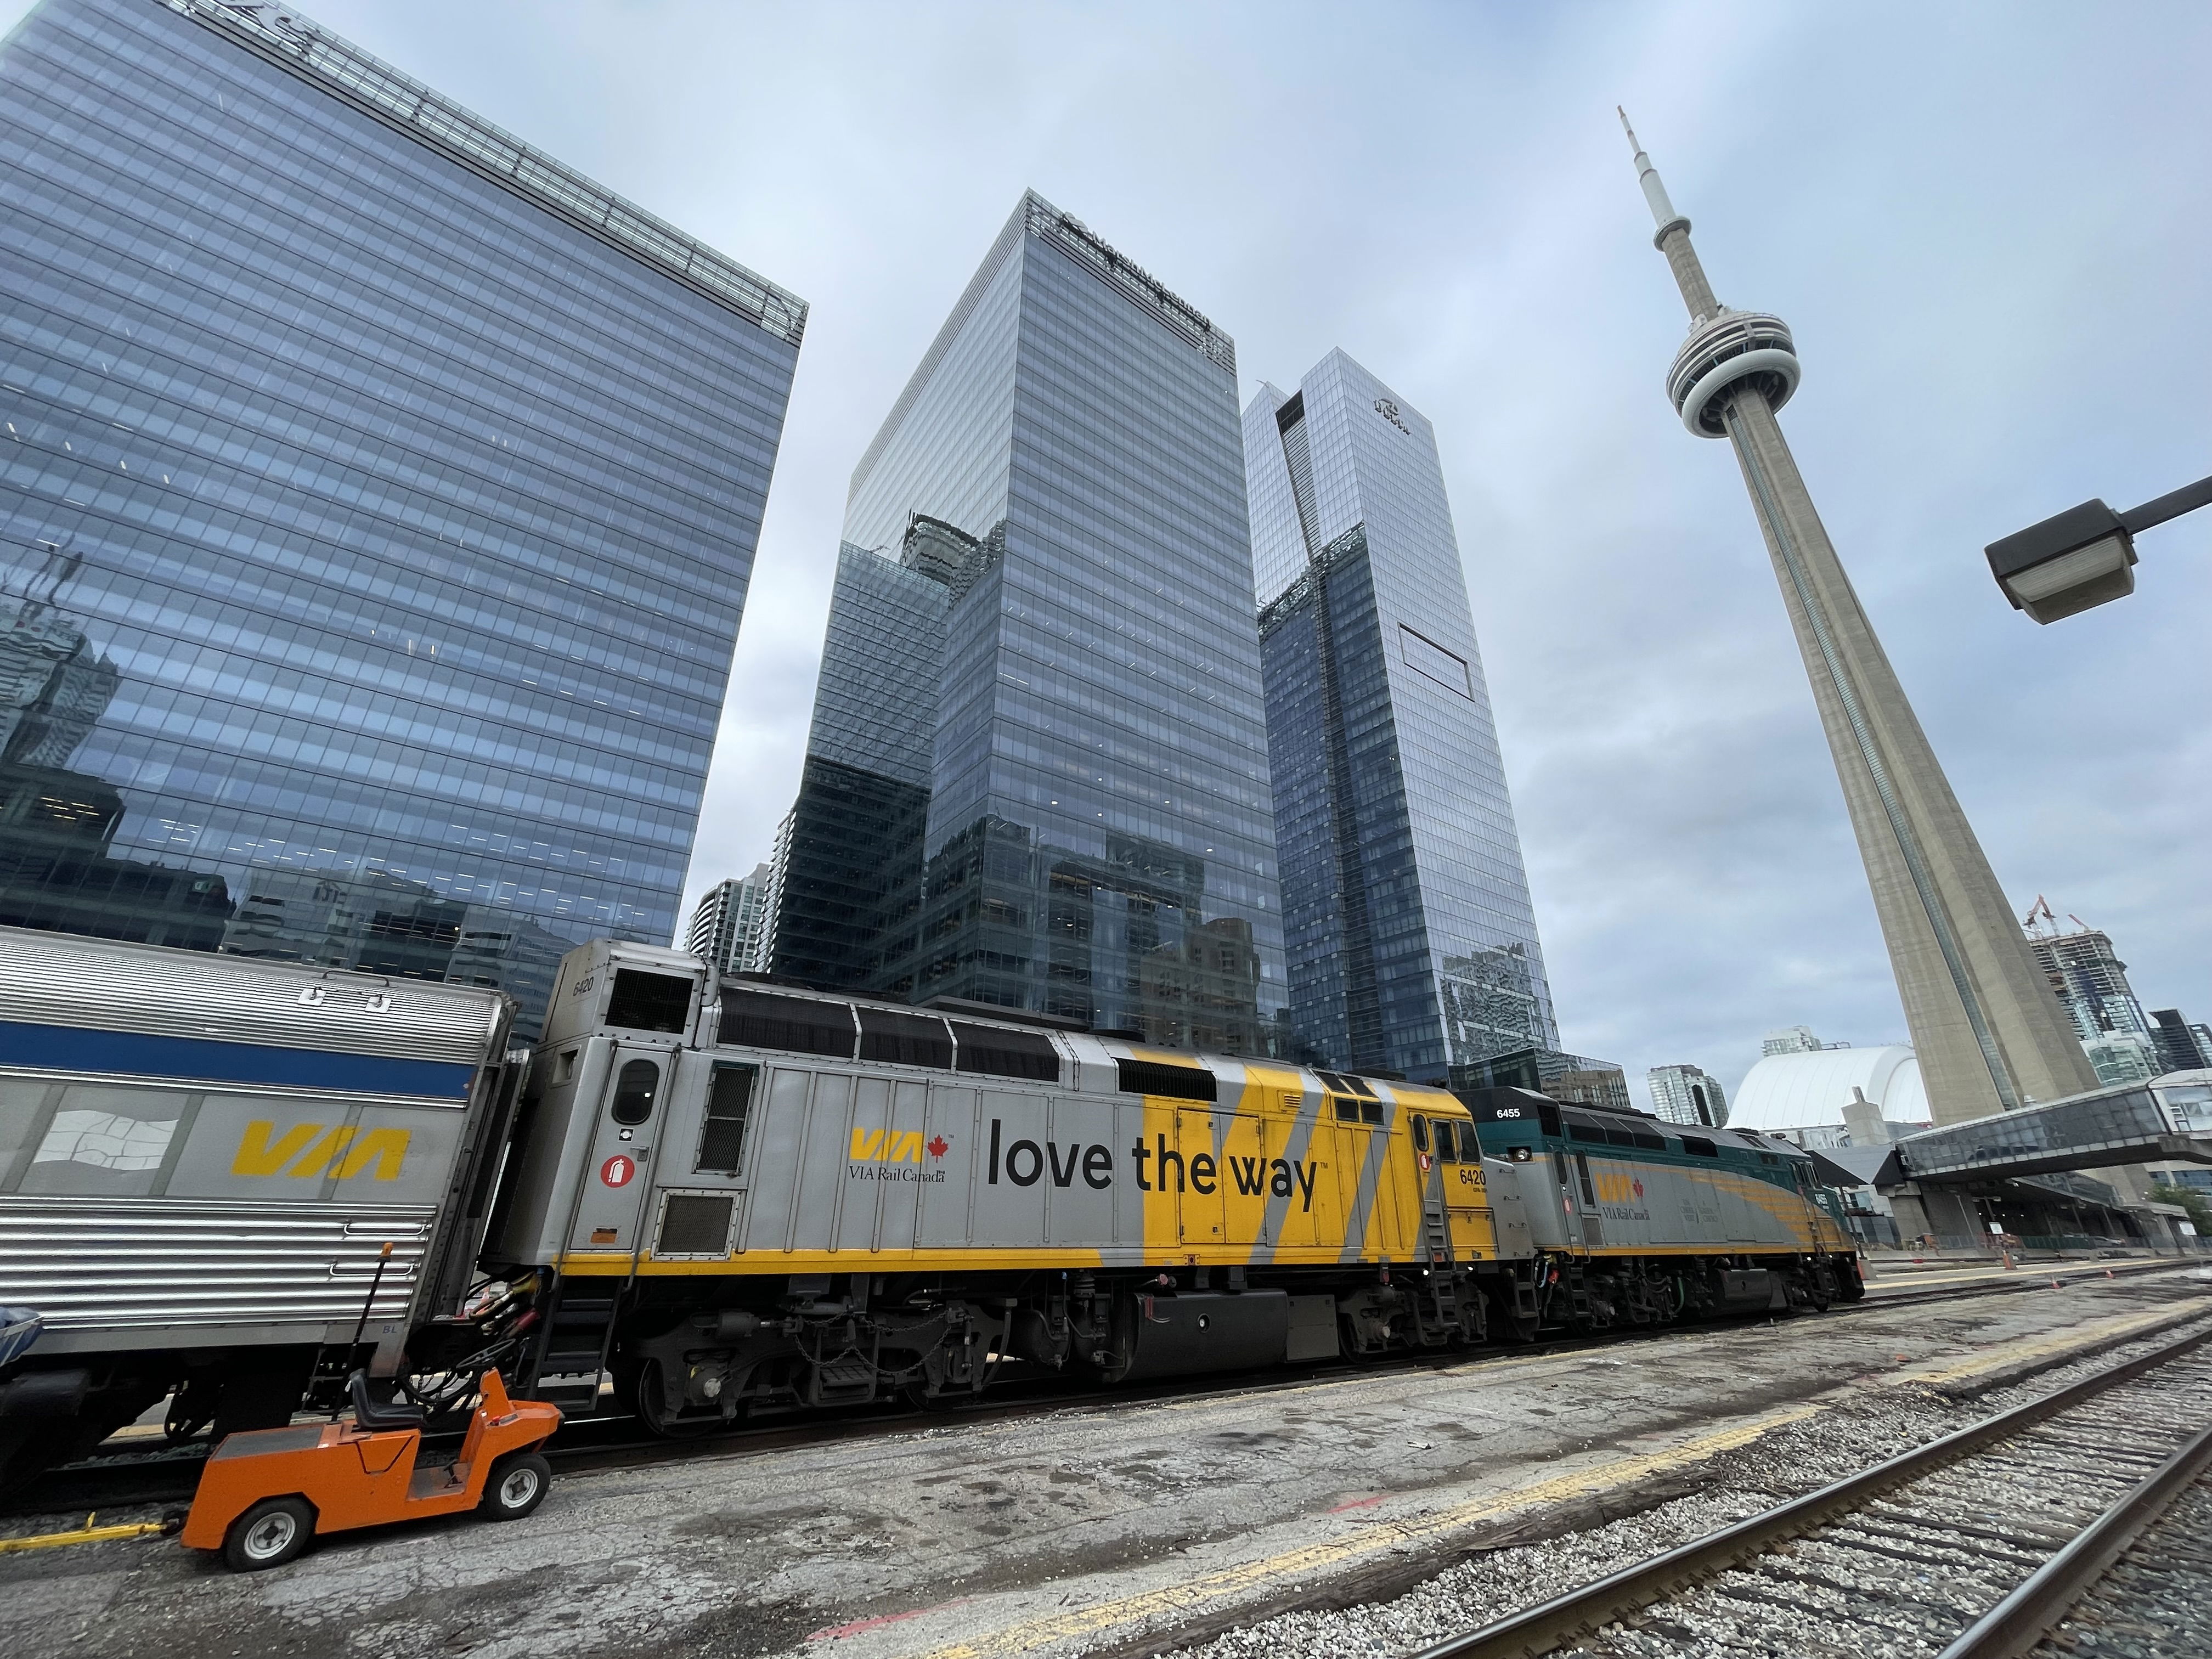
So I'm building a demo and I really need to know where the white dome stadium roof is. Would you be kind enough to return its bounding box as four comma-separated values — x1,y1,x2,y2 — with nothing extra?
1728,1045,1926,1132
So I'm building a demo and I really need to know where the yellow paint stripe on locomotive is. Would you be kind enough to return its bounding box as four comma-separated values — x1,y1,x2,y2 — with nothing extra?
555,1240,1500,1277
556,1248,1108,1277
1578,1155,1851,1251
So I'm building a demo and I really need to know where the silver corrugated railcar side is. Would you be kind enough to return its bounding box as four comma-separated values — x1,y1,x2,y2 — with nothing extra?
0,926,514,1486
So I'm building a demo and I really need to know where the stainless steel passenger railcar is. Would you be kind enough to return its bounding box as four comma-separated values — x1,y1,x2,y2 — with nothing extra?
479,943,1860,1435
0,926,514,1486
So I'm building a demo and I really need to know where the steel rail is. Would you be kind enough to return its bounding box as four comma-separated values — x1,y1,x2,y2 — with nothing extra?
1934,1416,2212,1659
1406,1319,2212,1659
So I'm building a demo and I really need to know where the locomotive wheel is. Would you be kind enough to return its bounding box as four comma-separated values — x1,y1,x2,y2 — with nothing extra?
634,1360,718,1440
900,1379,966,1413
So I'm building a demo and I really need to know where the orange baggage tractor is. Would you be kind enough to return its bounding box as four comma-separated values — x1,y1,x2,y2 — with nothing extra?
181,1369,561,1571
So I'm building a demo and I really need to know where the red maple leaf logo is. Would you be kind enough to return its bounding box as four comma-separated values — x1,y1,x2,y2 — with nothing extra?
1632,1178,1645,1199
927,1135,949,1159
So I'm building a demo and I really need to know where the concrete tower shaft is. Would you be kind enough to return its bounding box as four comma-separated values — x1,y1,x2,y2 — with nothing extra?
1620,114,2098,1126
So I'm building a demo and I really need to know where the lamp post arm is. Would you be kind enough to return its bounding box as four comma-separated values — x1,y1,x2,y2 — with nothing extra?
2119,472,2212,537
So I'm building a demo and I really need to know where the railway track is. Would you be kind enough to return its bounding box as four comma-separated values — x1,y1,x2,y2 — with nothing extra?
6,1258,2190,1521
1407,1321,2212,1659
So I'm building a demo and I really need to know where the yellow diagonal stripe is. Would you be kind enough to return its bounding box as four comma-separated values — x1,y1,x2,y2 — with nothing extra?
917,1402,1822,1659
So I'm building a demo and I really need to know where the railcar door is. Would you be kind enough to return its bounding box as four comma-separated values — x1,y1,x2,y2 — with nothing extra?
1431,1118,1497,1257
563,1045,673,1259
1547,1150,1593,1252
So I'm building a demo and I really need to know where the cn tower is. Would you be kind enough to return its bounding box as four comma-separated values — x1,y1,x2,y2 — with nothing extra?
1620,113,2097,1126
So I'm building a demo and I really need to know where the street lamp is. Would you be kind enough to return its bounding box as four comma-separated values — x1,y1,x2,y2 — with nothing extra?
1987,472,2212,623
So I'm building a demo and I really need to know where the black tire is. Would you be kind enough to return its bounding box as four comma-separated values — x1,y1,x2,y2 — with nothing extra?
222,1496,314,1571
479,1451,551,1520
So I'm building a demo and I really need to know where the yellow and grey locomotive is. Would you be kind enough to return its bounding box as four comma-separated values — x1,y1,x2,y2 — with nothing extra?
0,928,1863,1478
480,943,1860,1433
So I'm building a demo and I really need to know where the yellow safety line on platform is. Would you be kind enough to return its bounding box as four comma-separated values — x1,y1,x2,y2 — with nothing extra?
1890,1299,2212,1388
0,1513,171,1554
916,1402,1822,1659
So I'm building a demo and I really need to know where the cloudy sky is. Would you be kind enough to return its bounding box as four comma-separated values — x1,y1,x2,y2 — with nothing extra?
43,0,2208,1105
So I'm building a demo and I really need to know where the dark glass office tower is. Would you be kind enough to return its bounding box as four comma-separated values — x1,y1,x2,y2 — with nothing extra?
770,533,952,990
1249,351,1556,1082
0,0,803,1035
776,193,1284,1054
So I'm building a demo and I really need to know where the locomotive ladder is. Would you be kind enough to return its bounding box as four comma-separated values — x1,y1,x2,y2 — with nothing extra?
531,1283,621,1415
1421,1166,1465,1335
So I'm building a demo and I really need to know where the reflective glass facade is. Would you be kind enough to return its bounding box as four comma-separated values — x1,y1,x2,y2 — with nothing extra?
0,0,802,1036
784,193,1285,1053
771,540,949,989
1249,350,1555,1082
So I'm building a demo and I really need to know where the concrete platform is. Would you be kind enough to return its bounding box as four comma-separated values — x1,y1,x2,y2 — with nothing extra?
6,1267,2209,1659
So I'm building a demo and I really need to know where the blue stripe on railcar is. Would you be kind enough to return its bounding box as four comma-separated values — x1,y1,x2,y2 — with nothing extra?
0,1020,476,1099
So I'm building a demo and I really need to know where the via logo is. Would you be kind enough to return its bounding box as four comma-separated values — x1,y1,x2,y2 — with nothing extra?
848,1128,947,1165
1594,1171,1649,1205
232,1121,409,1180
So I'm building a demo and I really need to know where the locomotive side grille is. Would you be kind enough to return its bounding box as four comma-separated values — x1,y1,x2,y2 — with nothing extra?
720,989,857,1058
656,1193,735,1257
1116,1058,1216,1101
0,1197,432,1330
951,1024,1062,1082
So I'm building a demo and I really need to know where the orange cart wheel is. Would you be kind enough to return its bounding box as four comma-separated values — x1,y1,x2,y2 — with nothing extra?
479,1452,550,1521
223,1496,314,1571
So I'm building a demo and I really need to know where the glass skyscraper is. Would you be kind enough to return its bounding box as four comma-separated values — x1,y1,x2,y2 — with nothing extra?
0,0,803,1035
1248,349,1555,1082
774,191,1284,1054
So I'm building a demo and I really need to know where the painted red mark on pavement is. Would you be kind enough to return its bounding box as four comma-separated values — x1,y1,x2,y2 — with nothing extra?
808,1600,973,1641
1328,1494,1387,1514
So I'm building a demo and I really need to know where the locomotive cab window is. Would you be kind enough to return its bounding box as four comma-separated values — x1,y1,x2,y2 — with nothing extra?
1412,1116,1430,1153
695,1063,756,1175
1434,1122,1459,1163
611,1058,660,1126
604,969,694,1034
